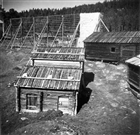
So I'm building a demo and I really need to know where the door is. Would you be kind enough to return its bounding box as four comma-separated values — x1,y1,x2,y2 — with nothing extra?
58,97,74,115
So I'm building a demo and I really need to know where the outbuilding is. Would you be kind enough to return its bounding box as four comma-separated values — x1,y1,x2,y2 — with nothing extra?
84,31,140,63
15,47,85,115
126,55,140,99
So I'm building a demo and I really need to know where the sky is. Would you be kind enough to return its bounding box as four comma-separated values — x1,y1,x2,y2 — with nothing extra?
1,0,105,12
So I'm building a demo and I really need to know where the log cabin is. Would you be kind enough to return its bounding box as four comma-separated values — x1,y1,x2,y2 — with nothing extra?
84,31,140,63
15,47,85,115
126,55,140,99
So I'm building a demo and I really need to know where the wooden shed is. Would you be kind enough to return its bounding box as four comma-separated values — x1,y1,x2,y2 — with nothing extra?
84,31,140,63
126,55,140,99
31,47,85,69
15,47,85,115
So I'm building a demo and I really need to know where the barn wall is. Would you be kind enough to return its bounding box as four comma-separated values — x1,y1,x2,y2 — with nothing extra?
84,42,139,62
84,43,120,61
127,64,140,90
120,44,139,60
19,88,77,115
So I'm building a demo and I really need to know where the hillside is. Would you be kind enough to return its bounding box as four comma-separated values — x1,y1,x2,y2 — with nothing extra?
0,48,139,135
2,0,139,31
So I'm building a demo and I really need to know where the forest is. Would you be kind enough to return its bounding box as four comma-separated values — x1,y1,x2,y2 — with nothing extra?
1,0,140,31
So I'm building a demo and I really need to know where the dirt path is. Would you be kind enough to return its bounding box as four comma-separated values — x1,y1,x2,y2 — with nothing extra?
75,61,139,135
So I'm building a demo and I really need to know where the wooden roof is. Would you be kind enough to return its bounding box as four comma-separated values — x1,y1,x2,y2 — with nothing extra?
84,31,140,44
31,47,85,62
16,66,82,91
126,54,140,67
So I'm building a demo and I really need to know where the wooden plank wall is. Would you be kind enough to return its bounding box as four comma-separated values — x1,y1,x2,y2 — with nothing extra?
128,64,140,88
85,43,120,61
20,89,77,115
85,42,140,62
121,44,140,60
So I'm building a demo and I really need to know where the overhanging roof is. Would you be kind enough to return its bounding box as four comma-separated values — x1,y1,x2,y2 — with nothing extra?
84,31,140,44
16,65,82,91
126,55,140,67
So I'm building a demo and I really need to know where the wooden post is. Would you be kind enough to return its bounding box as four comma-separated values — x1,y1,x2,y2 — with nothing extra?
21,18,23,46
62,15,64,43
16,87,21,112
47,16,49,47
82,61,84,74
40,92,43,111
10,19,12,38
32,59,34,66
74,92,78,115
33,17,35,51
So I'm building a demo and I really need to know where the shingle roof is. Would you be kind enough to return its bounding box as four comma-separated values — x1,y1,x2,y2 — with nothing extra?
84,31,140,44
16,66,82,91
126,55,140,67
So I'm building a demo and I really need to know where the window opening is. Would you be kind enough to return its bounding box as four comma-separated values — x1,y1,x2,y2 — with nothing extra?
110,47,116,53
26,94,38,110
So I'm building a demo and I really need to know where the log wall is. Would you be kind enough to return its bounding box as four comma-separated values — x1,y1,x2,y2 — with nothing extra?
127,64,140,92
84,42,140,62
85,43,120,61
19,88,77,115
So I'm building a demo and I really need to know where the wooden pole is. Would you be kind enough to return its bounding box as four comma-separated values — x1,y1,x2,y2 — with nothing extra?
62,15,64,44
74,92,78,115
21,18,23,46
40,92,43,111
10,19,12,38
16,87,21,112
33,17,35,51
47,16,49,47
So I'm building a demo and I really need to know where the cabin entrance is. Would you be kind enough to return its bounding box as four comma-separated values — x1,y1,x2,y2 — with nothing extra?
58,97,74,115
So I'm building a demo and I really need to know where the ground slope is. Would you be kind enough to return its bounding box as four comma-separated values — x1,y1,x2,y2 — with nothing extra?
0,49,139,135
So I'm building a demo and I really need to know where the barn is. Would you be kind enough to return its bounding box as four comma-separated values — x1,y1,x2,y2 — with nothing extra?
126,55,140,99
15,47,85,115
84,31,140,63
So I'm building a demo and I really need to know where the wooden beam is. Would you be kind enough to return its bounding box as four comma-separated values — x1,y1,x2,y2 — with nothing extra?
16,87,21,112
32,58,84,62
17,76,80,82
31,52,84,55
23,65,83,70
40,92,43,111
74,92,78,115
18,87,79,92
